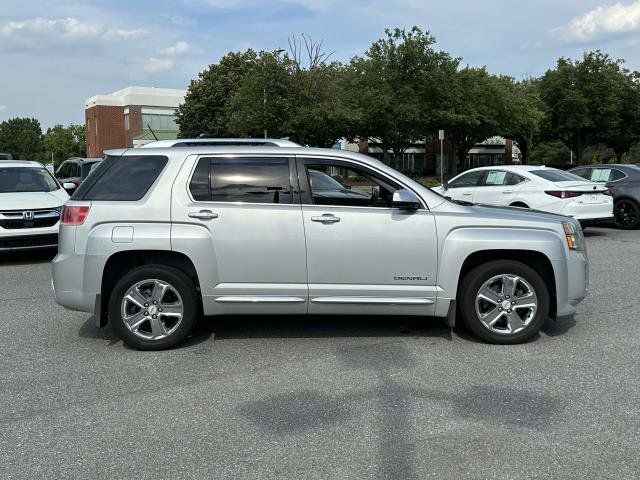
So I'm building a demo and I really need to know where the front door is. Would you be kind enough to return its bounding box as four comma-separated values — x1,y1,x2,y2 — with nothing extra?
297,157,439,315
444,170,484,203
172,155,308,315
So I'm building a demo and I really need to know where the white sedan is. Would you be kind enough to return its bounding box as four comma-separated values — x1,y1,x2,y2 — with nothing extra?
433,165,613,221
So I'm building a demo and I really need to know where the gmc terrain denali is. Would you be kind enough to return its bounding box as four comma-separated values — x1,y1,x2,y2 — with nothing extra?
52,139,589,350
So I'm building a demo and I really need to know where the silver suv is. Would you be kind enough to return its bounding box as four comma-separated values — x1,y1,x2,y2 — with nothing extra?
52,139,589,350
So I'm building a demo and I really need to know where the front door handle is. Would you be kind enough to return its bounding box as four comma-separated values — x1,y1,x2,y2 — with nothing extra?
188,210,218,220
502,190,514,194
311,214,341,224
462,192,472,196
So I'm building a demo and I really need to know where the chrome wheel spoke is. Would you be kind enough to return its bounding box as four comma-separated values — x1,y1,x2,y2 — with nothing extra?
502,275,519,298
477,285,501,305
151,281,169,303
480,308,504,328
123,311,146,330
149,316,167,338
125,289,148,309
506,311,525,333
160,303,182,316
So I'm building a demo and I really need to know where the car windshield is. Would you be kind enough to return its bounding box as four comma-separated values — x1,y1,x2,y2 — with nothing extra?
530,169,587,182
308,169,346,191
0,167,59,193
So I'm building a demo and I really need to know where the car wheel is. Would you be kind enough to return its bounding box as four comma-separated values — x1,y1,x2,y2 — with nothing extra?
108,265,199,350
614,199,640,229
460,260,550,344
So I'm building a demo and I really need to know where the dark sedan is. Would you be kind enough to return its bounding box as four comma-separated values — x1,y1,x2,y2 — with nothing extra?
569,164,640,229
308,169,372,206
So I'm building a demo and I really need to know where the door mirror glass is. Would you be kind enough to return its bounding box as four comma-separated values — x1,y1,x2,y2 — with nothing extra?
392,189,420,210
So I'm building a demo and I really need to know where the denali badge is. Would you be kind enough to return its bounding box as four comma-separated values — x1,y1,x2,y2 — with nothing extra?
23,211,34,220
394,276,428,281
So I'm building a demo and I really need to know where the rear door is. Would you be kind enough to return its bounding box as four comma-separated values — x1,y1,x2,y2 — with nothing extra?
472,170,526,206
172,155,308,315
297,156,438,315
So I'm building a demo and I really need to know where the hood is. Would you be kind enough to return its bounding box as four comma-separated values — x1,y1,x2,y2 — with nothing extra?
0,189,68,210
432,200,573,226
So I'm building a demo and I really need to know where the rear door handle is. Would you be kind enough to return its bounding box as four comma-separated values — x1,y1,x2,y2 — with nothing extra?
188,210,218,220
462,192,472,196
311,214,341,224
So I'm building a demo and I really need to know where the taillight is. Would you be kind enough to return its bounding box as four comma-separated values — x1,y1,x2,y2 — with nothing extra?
545,191,583,199
61,205,90,225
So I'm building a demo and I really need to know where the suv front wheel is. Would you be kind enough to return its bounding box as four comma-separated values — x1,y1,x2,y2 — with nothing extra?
460,260,550,344
109,265,199,350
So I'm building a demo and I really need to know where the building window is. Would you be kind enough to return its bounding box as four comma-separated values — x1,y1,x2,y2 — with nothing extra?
141,113,178,131
124,114,130,130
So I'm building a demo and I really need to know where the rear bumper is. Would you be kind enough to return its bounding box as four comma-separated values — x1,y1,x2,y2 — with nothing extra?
561,200,613,220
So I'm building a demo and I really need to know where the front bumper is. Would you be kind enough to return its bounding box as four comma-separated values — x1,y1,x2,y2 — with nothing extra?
553,250,589,319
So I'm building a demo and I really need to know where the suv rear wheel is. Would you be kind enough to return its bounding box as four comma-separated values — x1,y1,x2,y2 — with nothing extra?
108,265,199,350
460,260,550,344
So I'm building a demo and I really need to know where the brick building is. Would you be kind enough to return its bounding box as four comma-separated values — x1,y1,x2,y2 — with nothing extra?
84,86,186,157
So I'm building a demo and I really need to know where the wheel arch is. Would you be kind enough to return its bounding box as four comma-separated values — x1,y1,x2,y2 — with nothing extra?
457,250,557,319
99,250,201,326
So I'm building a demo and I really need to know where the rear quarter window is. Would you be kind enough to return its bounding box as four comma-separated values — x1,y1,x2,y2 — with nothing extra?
72,155,168,201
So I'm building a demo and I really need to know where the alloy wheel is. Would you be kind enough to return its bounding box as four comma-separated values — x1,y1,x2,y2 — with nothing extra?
614,200,638,228
120,279,184,340
475,274,538,335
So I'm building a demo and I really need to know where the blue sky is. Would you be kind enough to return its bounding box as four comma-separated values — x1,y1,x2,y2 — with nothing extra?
2,0,640,128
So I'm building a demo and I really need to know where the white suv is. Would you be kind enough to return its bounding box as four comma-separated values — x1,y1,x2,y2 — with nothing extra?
52,140,589,350
0,161,70,251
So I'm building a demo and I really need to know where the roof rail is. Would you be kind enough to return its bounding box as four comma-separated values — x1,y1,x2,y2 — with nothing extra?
139,138,301,148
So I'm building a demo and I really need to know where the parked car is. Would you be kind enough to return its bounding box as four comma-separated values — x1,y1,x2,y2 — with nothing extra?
433,165,613,223
0,160,72,251
52,139,589,349
0,153,13,160
568,164,640,229
55,157,102,192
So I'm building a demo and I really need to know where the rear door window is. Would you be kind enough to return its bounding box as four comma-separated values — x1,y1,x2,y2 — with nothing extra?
482,170,508,186
590,168,626,182
198,157,293,204
72,155,168,201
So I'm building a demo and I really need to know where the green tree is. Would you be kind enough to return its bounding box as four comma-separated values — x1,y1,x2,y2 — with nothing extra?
538,50,640,162
43,124,86,167
0,117,44,160
176,50,258,137
345,27,460,165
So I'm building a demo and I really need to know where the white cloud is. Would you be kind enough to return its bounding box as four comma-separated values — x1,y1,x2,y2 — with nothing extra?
161,41,190,56
0,105,6,113
552,1,640,43
143,57,175,73
0,17,146,52
197,0,334,11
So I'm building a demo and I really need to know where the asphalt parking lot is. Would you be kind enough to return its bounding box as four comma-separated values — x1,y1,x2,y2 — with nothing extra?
1,227,639,480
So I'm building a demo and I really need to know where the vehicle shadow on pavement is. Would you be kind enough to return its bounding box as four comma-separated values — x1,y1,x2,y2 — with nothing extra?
0,248,56,265
238,341,562,480
208,315,454,341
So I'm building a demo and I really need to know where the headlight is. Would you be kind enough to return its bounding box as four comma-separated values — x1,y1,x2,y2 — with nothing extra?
562,221,585,251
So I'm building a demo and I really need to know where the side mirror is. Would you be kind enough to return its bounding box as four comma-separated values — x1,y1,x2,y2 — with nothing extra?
62,182,76,193
392,189,421,210
442,181,448,190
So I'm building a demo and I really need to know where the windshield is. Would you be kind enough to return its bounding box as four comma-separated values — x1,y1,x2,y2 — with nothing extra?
308,169,346,191
530,169,587,182
0,167,59,193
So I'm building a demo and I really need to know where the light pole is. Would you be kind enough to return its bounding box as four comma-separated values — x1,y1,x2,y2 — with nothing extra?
438,130,445,185
263,48,285,139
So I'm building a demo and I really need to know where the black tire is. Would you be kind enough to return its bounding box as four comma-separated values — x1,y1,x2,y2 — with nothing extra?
614,199,640,230
108,264,200,350
459,260,550,345
509,202,529,209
